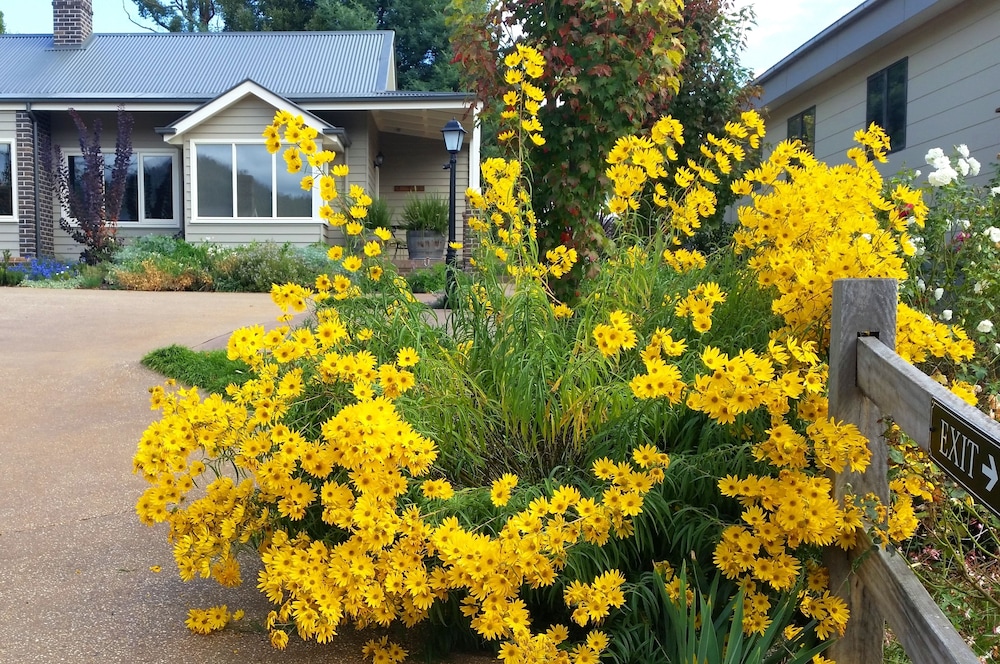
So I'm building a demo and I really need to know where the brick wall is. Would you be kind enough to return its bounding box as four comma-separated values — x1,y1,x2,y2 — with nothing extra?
52,0,93,47
15,111,54,258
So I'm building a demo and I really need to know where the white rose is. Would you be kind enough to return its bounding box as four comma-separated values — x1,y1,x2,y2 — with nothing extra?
914,169,921,178
957,144,970,158
925,147,945,165
933,155,952,170
942,309,953,321
991,186,1000,197
934,287,944,301
928,166,958,186
968,157,981,177
959,219,971,230
917,278,926,291
978,320,994,334
985,227,1000,243
957,158,970,176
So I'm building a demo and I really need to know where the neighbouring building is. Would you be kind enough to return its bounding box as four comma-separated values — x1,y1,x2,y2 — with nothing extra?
0,0,479,260
755,0,999,178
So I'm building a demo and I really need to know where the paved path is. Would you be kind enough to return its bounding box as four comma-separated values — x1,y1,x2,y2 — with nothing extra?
0,289,478,663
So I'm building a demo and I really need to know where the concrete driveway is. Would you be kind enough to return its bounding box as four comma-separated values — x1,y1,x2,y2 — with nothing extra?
0,289,478,663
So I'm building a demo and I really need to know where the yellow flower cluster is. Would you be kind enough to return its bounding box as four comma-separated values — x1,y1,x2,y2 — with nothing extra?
896,302,975,367
185,605,241,635
661,247,706,273
732,125,951,358
592,310,638,358
605,111,763,241
630,328,686,402
564,570,626,626
673,282,725,333
545,245,578,279
499,45,546,147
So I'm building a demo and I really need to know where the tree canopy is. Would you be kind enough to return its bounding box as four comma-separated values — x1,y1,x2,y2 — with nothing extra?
130,0,219,32
129,0,459,91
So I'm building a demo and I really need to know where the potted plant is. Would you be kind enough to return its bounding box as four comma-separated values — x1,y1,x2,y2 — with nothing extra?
401,195,448,261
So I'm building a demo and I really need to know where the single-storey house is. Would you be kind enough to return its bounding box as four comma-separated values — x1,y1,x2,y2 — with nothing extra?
0,0,480,261
755,0,999,178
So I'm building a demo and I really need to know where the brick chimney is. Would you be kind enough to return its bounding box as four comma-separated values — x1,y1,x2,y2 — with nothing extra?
52,0,93,47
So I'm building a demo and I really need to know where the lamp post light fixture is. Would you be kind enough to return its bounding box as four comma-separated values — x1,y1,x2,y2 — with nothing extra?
441,118,466,308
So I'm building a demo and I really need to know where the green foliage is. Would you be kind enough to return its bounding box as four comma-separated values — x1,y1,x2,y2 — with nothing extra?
212,241,330,292
401,195,449,233
897,147,1000,393
108,236,214,291
449,0,758,278
77,263,109,289
213,0,461,90
405,263,447,293
142,345,251,393
130,0,220,31
612,566,828,664
105,237,332,292
366,196,394,230
0,251,24,286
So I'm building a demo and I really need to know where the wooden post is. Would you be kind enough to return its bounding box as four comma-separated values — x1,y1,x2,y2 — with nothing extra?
826,278,896,663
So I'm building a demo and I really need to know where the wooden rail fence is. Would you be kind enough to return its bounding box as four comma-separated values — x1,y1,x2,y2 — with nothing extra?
826,278,994,663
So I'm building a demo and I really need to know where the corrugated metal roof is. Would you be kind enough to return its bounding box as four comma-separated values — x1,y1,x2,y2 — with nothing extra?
0,31,396,101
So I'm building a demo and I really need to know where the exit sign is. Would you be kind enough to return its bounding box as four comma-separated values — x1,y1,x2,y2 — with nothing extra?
930,400,1000,519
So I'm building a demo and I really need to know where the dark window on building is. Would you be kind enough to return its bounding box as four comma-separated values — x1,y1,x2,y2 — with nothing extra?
866,58,908,152
787,106,816,152
68,152,175,223
0,143,12,216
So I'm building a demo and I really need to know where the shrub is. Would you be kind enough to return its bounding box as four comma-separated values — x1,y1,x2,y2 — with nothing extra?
108,254,213,291
0,250,24,286
404,263,446,293
210,241,328,292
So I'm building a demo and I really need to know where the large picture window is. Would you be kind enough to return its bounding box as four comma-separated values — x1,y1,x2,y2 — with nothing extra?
68,151,176,224
0,143,13,217
787,106,816,153
195,142,312,219
866,58,908,152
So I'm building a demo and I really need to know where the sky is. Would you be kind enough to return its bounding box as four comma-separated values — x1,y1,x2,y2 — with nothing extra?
2,0,864,77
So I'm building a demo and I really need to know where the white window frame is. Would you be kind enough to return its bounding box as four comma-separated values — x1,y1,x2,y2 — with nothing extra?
0,139,16,220
191,140,319,223
64,148,180,228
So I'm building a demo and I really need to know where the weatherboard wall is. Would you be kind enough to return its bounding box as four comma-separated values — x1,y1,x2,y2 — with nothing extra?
760,1,1000,183
179,96,326,248
375,131,468,249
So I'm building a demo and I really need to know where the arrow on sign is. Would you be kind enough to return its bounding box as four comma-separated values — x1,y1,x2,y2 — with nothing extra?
984,455,998,492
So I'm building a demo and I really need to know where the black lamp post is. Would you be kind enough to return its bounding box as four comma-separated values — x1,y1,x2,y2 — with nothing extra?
441,118,466,308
